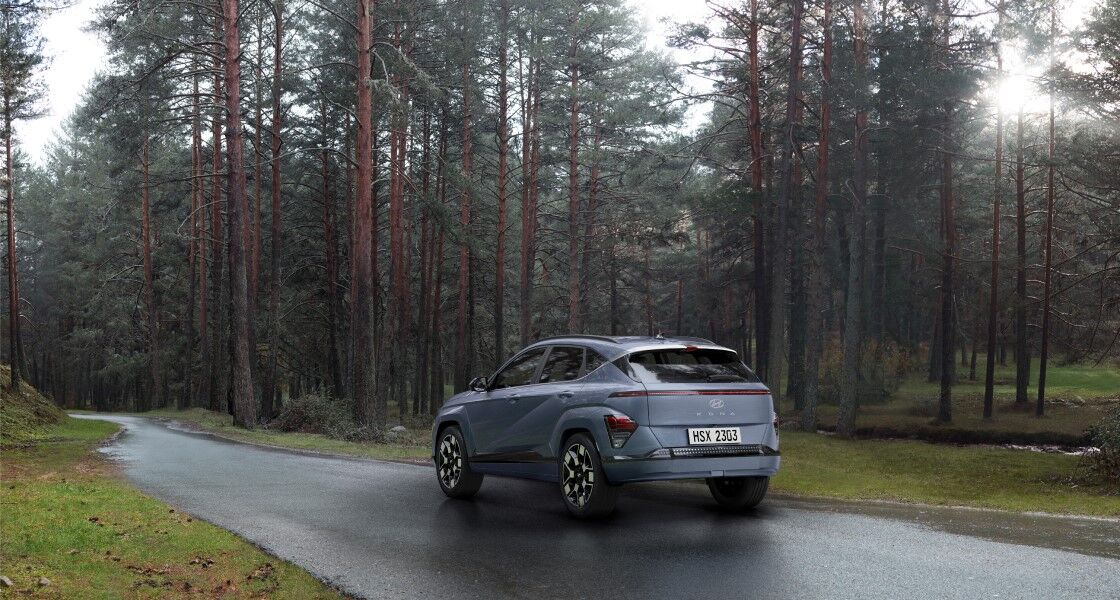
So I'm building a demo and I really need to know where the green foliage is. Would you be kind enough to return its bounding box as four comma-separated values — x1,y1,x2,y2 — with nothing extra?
0,364,65,447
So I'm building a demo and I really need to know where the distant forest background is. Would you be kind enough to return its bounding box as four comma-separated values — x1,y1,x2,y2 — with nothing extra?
2,0,1118,431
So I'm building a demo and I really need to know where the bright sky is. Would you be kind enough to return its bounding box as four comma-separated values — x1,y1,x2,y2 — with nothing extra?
19,0,105,163
17,0,1098,163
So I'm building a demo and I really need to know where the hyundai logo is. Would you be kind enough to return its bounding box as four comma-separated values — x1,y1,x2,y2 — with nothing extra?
709,398,726,410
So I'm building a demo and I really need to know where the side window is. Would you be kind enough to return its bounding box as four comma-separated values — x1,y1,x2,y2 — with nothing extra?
490,348,546,389
581,350,608,377
538,346,584,384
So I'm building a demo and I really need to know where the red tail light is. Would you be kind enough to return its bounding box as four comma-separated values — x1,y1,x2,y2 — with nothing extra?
604,414,638,448
608,389,769,397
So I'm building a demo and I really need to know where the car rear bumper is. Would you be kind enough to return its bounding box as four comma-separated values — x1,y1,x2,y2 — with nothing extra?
600,452,780,483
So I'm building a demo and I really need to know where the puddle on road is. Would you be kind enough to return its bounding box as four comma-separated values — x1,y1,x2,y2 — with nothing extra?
776,495,1120,560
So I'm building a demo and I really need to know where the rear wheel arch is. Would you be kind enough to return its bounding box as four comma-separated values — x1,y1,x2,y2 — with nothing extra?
560,426,593,448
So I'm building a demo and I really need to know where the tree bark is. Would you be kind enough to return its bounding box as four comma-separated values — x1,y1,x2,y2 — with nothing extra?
187,75,202,408
801,0,831,432
769,0,803,413
566,16,582,333
748,0,768,377
494,0,509,362
1036,4,1056,418
983,4,1004,419
1014,106,1029,405
4,96,22,391
936,0,955,424
141,136,161,411
351,0,378,425
455,40,473,390
838,0,868,436
262,0,283,420
222,0,258,428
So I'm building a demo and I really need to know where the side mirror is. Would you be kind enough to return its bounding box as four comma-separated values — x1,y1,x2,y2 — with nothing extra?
468,376,488,392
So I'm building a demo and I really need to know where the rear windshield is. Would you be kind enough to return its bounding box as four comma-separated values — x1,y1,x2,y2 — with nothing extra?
626,349,760,384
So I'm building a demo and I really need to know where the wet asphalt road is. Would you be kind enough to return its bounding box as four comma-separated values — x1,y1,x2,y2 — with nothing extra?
76,415,1120,600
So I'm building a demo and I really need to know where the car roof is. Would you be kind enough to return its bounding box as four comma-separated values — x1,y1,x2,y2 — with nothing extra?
524,335,733,359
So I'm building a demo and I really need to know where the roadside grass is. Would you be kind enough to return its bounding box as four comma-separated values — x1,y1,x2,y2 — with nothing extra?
809,358,1119,445
138,407,1118,517
144,407,431,462
0,415,345,597
0,365,67,447
771,431,1119,517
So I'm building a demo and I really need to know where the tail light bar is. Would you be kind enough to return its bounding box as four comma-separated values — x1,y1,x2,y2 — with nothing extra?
604,414,638,448
608,389,770,398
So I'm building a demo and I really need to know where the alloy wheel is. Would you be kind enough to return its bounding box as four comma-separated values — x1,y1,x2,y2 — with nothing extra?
562,442,595,507
438,433,463,489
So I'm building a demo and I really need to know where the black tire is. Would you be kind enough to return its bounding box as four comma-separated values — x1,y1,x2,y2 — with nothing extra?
435,426,483,499
558,433,620,519
706,476,769,510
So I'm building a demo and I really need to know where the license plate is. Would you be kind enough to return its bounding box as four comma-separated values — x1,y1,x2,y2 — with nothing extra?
687,427,741,445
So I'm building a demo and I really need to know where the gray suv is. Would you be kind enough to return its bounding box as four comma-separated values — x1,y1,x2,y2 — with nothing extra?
431,335,780,518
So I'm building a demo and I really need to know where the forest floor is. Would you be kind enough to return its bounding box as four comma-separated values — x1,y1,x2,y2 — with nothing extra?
810,358,1120,445
0,370,346,599
135,406,1119,517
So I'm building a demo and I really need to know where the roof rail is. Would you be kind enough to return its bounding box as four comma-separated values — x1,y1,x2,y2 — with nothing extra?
534,334,620,344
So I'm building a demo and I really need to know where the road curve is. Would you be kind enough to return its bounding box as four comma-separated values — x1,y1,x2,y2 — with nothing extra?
76,415,1119,599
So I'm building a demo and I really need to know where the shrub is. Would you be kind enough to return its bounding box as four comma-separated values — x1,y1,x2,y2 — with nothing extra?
1084,409,1120,486
819,340,912,406
268,392,352,435
267,392,388,443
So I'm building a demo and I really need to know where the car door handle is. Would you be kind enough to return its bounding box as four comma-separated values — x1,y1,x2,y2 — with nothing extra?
558,391,574,399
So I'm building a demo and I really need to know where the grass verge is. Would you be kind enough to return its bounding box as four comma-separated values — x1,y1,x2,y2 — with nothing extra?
142,407,431,462
771,431,1118,517
0,416,345,598
138,408,1118,517
810,359,1119,445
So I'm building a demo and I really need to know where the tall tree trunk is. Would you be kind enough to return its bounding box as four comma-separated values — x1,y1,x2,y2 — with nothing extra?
566,21,582,333
938,116,955,423
416,107,433,413
936,0,955,423
187,76,203,408
430,109,449,412
392,19,414,411
205,43,227,412
321,105,343,398
351,0,378,425
141,136,161,411
262,0,283,420
748,0,768,377
580,123,601,324
251,5,263,305
222,0,258,428
1036,4,1056,418
4,98,22,391
801,0,831,432
983,4,1004,419
519,52,541,346
455,42,473,390
494,0,509,362
1014,106,1029,405
769,0,803,412
838,0,868,436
